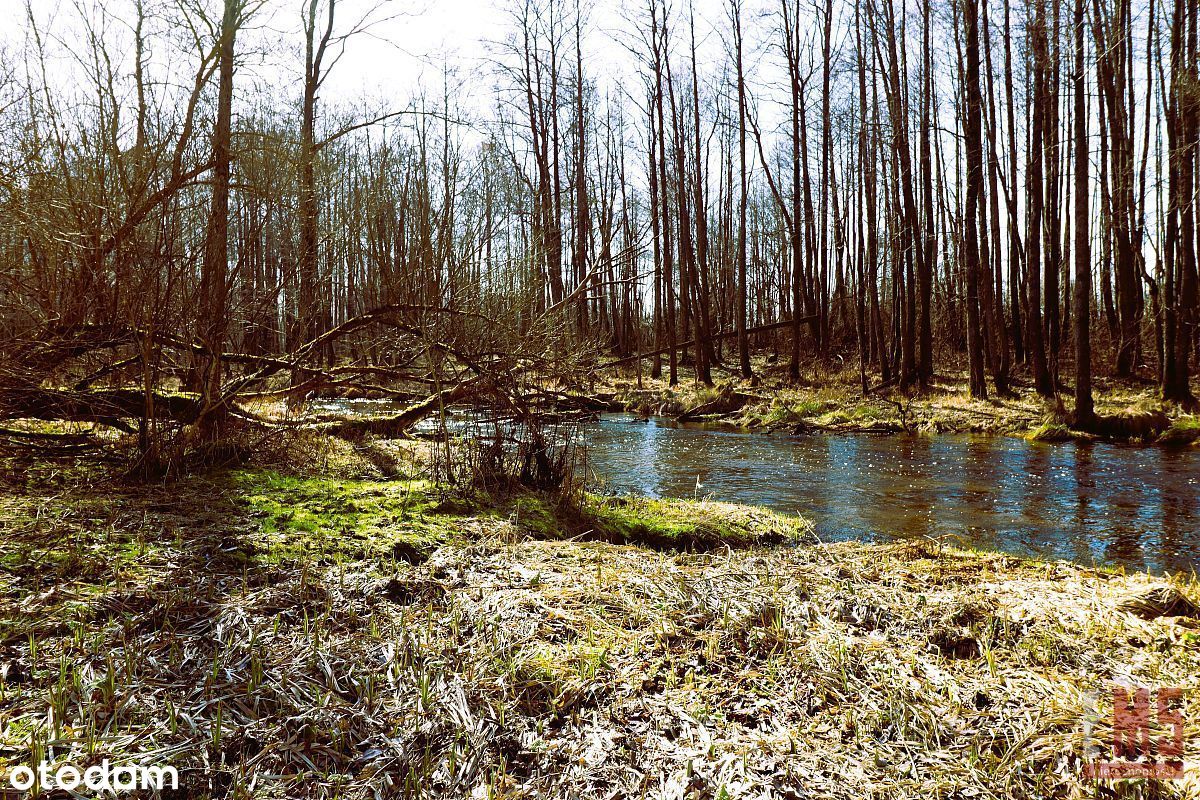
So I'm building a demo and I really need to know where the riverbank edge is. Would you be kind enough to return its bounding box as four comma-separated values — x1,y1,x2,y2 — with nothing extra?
597,374,1200,446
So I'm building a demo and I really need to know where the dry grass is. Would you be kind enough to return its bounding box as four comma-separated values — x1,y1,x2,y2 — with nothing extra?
1,458,1198,798
605,363,1200,444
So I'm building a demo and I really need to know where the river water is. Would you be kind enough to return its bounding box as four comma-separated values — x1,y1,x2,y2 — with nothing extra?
314,399,1200,573
582,414,1200,574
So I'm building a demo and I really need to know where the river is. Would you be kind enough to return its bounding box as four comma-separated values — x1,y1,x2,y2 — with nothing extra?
582,414,1200,574
314,399,1200,573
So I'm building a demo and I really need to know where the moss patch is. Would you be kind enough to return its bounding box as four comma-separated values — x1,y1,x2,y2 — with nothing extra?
585,495,813,550
228,469,806,560
1025,422,1085,442
230,469,471,563
1157,415,1200,446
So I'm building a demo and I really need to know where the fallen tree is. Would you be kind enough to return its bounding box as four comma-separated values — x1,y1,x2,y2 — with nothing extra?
0,387,203,431
0,300,599,468
307,376,488,440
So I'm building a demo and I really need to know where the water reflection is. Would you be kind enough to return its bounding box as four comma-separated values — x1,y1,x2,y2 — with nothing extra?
583,414,1200,574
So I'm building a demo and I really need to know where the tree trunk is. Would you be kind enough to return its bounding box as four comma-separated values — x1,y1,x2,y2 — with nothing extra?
733,0,752,379
193,0,239,438
1026,0,1056,397
962,0,988,398
1073,0,1094,425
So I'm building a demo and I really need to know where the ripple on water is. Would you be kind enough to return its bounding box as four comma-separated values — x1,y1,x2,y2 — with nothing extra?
583,414,1200,574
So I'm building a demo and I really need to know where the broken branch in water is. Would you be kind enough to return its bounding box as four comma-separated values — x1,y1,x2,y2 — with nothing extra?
307,376,489,439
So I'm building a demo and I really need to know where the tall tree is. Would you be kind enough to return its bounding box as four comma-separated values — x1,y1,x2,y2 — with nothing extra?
1073,0,1094,424
961,0,988,398
194,0,242,437
689,1,718,380
1162,0,1199,406
732,0,752,378
1002,0,1026,364
873,0,928,389
297,0,337,369
573,0,592,334
918,0,936,385
783,0,810,381
1094,0,1145,378
1025,0,1056,396
981,0,1012,393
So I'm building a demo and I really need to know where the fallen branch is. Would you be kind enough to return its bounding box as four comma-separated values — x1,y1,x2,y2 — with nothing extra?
0,427,101,454
308,377,487,439
218,305,491,403
678,392,750,421
0,387,202,427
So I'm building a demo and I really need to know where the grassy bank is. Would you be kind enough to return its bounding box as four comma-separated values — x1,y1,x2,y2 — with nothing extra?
605,364,1200,444
1,456,1198,798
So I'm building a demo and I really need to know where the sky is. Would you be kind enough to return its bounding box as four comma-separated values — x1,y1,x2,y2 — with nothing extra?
7,0,774,142
305,0,753,134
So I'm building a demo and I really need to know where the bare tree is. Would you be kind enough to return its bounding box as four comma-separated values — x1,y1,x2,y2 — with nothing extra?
1073,0,1094,424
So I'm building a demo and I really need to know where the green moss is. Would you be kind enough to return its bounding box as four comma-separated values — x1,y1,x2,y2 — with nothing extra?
761,403,801,426
688,385,727,408
503,495,562,539
739,396,837,428
792,398,833,417
229,469,469,562
203,469,820,566
1025,422,1079,443
813,402,891,427
585,495,812,550
1156,415,1200,446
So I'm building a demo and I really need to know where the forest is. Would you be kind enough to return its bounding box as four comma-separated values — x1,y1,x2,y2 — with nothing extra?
1,0,1199,797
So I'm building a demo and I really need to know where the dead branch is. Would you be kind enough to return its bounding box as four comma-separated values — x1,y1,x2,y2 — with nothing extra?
308,376,487,439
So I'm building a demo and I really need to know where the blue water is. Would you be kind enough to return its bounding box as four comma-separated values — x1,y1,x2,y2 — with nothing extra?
582,414,1200,574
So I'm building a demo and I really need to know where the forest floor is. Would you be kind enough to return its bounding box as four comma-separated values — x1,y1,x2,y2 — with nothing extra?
1,438,1199,799
602,356,1200,445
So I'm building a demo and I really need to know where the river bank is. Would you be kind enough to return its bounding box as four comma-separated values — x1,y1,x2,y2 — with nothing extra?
601,365,1200,445
1,445,1198,798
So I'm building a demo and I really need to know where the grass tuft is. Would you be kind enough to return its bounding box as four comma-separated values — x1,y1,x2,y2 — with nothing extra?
1157,415,1200,446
